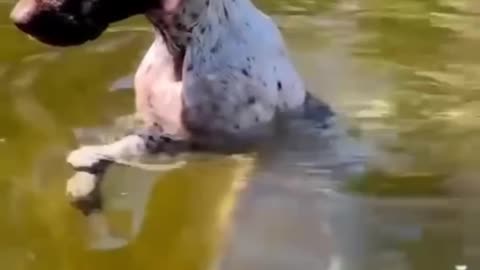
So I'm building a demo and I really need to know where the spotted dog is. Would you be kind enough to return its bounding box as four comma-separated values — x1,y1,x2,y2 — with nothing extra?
10,0,333,203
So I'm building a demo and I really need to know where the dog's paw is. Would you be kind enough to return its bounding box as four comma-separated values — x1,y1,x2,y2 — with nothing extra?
67,146,109,169
66,171,98,199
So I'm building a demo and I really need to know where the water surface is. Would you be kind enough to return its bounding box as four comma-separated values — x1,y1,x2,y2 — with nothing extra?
1,0,480,269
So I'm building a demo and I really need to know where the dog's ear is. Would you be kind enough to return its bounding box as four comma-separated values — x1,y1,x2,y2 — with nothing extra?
11,0,153,46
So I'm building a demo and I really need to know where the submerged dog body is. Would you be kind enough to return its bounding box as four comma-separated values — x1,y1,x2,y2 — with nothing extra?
10,0,333,200
136,0,308,144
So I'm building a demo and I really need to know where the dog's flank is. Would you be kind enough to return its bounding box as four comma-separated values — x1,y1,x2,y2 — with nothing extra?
10,0,334,208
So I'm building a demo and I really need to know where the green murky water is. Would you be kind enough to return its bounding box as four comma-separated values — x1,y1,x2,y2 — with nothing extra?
1,0,480,269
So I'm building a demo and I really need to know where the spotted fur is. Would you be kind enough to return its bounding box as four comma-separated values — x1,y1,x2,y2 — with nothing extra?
139,0,311,145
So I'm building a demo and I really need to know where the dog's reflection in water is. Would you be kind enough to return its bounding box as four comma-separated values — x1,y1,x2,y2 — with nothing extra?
74,156,254,251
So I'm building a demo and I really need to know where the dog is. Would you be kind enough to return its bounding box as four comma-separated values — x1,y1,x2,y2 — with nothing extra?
10,0,334,206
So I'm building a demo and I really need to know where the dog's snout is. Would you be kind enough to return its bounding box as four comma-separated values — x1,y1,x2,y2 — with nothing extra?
10,0,130,47
9,0,106,46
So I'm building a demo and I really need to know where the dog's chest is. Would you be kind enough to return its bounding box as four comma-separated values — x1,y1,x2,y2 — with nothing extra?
134,39,187,138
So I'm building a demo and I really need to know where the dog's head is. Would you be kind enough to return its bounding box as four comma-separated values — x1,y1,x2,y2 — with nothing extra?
10,0,154,46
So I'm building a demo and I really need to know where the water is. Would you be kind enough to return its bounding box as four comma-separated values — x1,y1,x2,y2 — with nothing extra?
1,0,480,269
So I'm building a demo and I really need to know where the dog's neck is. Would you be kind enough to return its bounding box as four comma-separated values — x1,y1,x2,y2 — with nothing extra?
145,0,239,56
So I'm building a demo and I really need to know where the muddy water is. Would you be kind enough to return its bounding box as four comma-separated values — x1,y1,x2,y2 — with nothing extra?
1,0,480,269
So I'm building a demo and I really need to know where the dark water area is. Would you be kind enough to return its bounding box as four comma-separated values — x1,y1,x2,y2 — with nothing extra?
1,0,480,269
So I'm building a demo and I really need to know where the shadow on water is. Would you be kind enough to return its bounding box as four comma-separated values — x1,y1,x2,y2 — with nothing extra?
2,0,480,269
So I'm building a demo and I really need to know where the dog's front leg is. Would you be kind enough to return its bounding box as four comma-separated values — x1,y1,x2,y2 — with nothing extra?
67,134,146,172
65,129,189,214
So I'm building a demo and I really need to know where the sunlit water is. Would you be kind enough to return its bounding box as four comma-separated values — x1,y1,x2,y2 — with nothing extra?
1,0,480,269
